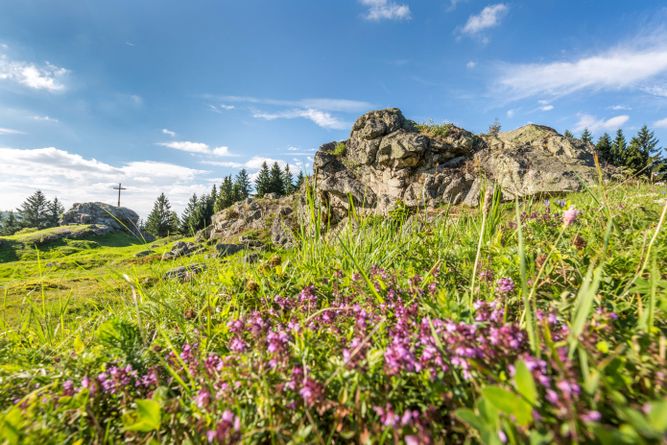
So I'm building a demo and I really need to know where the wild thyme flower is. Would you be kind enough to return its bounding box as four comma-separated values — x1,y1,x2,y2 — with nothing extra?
496,277,515,294
563,206,581,226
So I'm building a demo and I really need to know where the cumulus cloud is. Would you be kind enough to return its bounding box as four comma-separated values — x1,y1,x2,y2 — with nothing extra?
161,128,176,137
0,146,209,216
496,38,667,100
360,0,411,21
253,108,347,130
0,52,68,92
573,114,629,133
654,117,667,128
157,140,234,156
461,4,508,35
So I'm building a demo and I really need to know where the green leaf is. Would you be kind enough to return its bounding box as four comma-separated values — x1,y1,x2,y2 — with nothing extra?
513,359,538,405
647,399,667,433
124,399,161,433
482,386,533,427
455,408,485,432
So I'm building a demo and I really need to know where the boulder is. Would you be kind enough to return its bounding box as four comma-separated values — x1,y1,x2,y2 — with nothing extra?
162,241,200,260
315,108,597,218
164,263,206,281
62,202,140,233
216,243,245,257
134,250,156,258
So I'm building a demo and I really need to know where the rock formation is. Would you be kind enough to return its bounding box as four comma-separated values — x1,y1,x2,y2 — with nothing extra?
62,202,141,233
314,108,597,219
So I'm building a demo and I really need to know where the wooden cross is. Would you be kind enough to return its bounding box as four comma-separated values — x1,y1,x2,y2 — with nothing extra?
113,183,127,207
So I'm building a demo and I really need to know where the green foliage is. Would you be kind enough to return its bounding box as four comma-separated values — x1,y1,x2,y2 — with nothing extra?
333,141,346,156
417,120,455,138
145,193,179,238
596,132,613,164
580,128,593,145
254,161,271,197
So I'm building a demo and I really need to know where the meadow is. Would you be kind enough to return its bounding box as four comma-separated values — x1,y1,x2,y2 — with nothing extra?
0,182,666,444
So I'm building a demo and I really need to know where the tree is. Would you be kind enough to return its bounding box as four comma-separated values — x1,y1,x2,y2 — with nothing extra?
564,130,574,140
580,128,593,145
215,176,235,212
234,169,251,200
282,165,294,195
626,125,660,176
488,119,501,136
0,211,20,235
255,162,271,197
145,193,179,238
46,198,65,227
269,162,285,196
295,171,305,189
180,194,199,235
18,190,50,229
611,129,627,167
596,133,613,164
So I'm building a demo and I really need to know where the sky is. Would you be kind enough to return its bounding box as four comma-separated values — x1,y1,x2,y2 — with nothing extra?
1,0,667,217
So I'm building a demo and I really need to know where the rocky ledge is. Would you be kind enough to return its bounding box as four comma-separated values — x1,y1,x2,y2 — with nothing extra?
314,108,597,219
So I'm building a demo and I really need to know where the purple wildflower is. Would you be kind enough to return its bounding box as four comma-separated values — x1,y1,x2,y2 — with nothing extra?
563,206,580,226
496,277,515,294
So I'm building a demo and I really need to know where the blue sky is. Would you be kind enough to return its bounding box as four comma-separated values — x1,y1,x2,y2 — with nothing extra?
1,0,667,216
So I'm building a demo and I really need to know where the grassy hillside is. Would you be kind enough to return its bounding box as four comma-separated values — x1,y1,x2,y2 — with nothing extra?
1,183,666,443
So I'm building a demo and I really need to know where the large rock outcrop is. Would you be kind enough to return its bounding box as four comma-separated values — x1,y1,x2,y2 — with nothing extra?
315,108,597,217
62,202,141,233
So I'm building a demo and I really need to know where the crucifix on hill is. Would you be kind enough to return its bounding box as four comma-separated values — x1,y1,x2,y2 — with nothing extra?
113,183,127,207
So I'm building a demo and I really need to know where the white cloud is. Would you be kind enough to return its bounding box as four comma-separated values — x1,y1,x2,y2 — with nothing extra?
462,4,508,35
609,105,631,111
161,128,176,137
360,0,411,21
466,60,477,69
497,40,667,100
0,52,68,92
208,103,235,113
157,140,234,157
253,108,347,130
0,127,25,135
541,104,554,111
654,117,667,128
32,115,59,122
215,96,373,113
204,156,288,171
573,114,630,133
506,109,515,118
0,146,209,217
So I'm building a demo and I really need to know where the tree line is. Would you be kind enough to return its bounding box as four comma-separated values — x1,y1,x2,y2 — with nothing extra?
144,162,305,237
0,191,64,236
567,125,666,179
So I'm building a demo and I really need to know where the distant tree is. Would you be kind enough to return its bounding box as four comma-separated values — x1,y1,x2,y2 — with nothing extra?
198,193,214,228
611,129,627,167
282,165,294,195
180,194,199,235
488,119,501,136
596,133,613,164
580,128,593,145
255,162,271,197
234,169,251,199
145,193,179,238
295,171,305,189
0,211,20,235
215,176,235,212
563,130,575,140
18,190,50,229
46,197,65,228
210,185,218,210
626,125,660,176
269,162,285,196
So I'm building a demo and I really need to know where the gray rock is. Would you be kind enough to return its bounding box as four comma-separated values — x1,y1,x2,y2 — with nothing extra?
62,202,140,234
164,263,206,281
162,241,198,260
134,250,156,258
315,108,597,218
216,243,245,257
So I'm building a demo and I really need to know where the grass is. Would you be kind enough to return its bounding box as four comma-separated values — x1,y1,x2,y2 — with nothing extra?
0,183,666,444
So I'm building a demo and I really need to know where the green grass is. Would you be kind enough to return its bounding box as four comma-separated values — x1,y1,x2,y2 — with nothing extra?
0,183,666,444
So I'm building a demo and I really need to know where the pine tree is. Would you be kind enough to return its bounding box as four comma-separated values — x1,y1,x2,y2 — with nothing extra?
0,211,20,235
46,197,65,228
180,194,199,235
210,185,218,210
564,130,574,140
611,129,627,167
295,171,305,189
580,128,593,145
215,176,235,212
199,193,214,228
18,190,50,229
269,162,285,196
596,133,613,164
627,125,660,176
282,165,294,195
234,169,251,200
145,193,179,237
255,162,271,197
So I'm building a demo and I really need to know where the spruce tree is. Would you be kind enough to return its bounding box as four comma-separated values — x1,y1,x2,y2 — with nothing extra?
295,171,305,189
255,162,271,197
282,165,294,195
564,130,574,140
234,169,251,200
0,211,19,235
611,129,627,167
145,193,179,237
269,162,285,196
580,128,593,145
180,194,199,234
46,198,65,228
215,176,235,212
596,133,613,164
627,125,660,176
18,190,49,229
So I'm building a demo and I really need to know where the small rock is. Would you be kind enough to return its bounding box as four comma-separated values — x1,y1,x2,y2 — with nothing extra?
216,243,245,258
134,250,156,258
162,241,198,260
164,263,206,281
